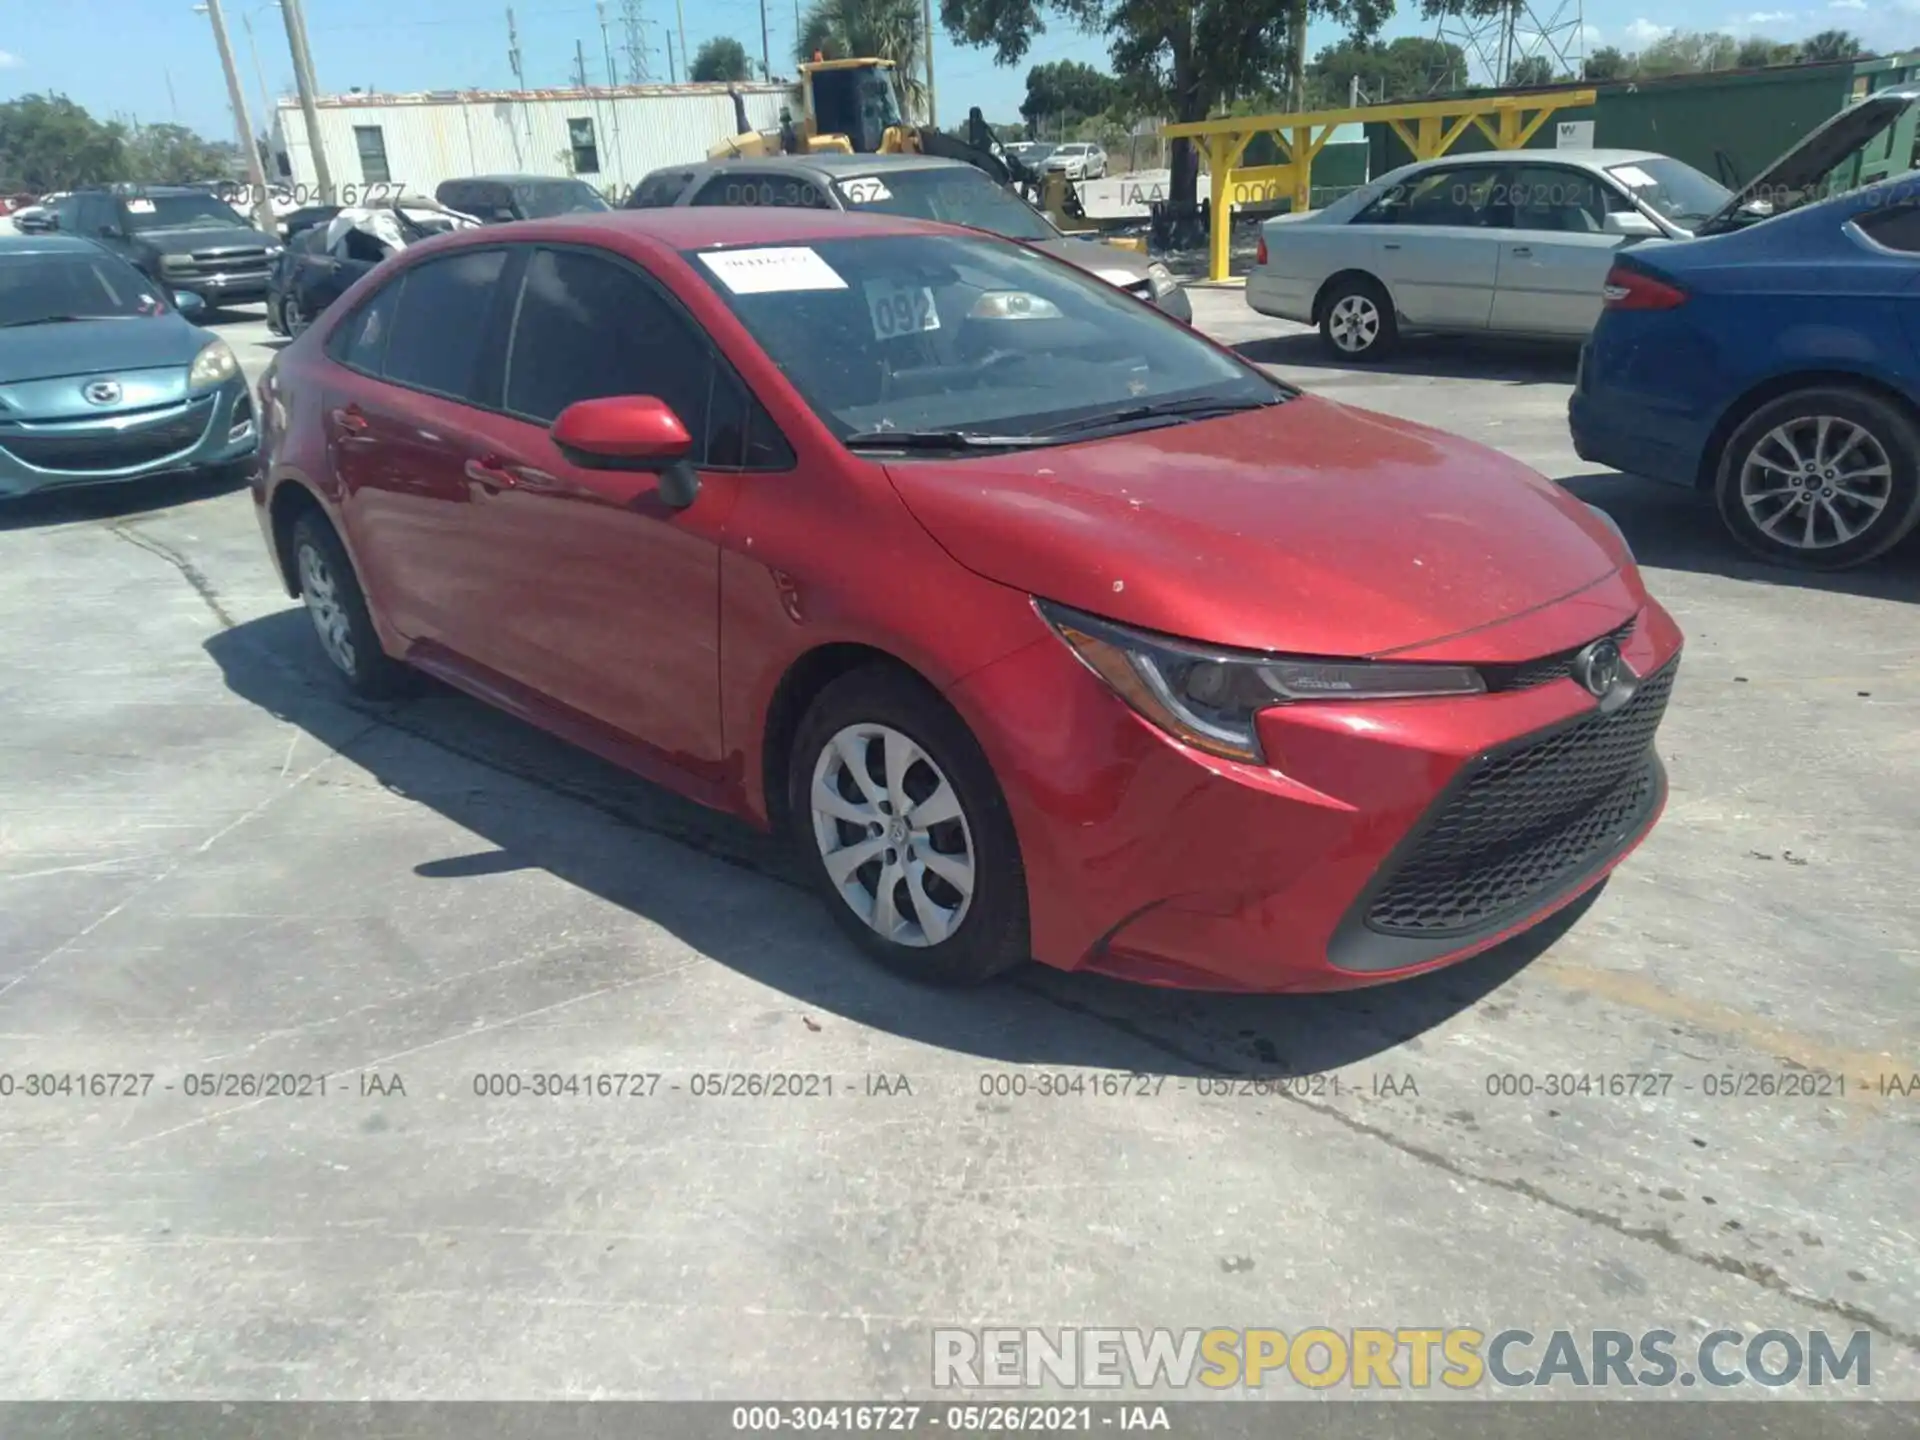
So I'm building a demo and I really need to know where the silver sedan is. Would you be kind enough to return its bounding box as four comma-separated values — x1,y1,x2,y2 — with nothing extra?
1245,148,1732,359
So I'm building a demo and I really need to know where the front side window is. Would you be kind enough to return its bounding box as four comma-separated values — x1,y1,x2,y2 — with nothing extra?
515,179,612,217
381,249,508,399
1855,200,1920,254
0,251,170,326
630,170,697,208
354,126,391,184
830,167,1057,242
686,233,1281,445
691,172,832,209
504,248,725,461
1503,166,1614,233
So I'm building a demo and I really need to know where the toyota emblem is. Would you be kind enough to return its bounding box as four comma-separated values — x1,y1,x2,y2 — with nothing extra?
82,380,123,406
1575,638,1624,698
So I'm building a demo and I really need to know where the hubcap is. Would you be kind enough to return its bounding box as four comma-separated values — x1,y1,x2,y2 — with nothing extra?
1739,415,1893,550
810,723,976,948
297,541,356,675
284,297,307,336
1328,294,1381,353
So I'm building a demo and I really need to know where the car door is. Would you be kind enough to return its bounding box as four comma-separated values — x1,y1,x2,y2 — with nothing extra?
446,243,791,769
1352,164,1509,330
1490,165,1638,337
301,229,379,317
320,247,517,654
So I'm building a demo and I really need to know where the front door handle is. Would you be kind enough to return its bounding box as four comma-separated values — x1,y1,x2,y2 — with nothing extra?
465,454,518,492
330,404,368,435
1382,241,1401,250
1509,246,1533,257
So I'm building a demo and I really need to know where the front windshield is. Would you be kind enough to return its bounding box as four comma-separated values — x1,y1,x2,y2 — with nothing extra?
1607,158,1731,231
126,192,251,231
517,180,613,218
686,233,1279,444
0,251,172,325
832,168,1059,243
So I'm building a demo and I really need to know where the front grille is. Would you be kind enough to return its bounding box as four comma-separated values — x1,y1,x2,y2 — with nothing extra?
1365,661,1677,936
0,403,212,473
169,248,271,281
1479,617,1637,692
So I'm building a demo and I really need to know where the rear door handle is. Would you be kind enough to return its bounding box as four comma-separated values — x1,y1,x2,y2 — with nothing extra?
1509,246,1533,257
330,404,368,435
1382,242,1401,250
465,454,518,492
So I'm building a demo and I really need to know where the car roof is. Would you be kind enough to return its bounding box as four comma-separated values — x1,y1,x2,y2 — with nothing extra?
1416,148,1668,169
0,233,107,256
433,206,966,253
691,153,974,179
449,174,589,186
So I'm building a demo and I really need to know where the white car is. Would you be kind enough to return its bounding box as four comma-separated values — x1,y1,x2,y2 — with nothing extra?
1043,143,1108,182
1245,148,1731,359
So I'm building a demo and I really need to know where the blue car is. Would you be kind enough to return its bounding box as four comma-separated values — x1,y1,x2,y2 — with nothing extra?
0,234,257,501
1570,91,1920,570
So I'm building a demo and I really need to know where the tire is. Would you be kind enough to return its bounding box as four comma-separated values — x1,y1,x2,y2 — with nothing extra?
281,293,309,338
1317,275,1398,361
290,512,411,698
1715,387,1920,571
787,664,1030,987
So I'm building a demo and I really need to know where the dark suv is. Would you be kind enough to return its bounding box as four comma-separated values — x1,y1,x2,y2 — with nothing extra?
433,175,612,223
51,185,281,308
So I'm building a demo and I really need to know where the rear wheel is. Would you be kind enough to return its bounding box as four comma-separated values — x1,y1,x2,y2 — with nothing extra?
788,666,1029,987
1318,276,1398,361
1715,387,1920,570
291,512,410,697
280,293,309,337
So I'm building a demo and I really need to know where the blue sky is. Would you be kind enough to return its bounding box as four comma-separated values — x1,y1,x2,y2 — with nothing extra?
1,0,1915,141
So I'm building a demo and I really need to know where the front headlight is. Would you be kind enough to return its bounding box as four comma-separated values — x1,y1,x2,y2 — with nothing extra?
1145,261,1177,298
160,253,193,273
1038,600,1485,764
188,338,239,390
266,243,284,258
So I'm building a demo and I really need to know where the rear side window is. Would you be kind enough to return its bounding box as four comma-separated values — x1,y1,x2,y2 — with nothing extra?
629,170,696,208
689,172,832,209
326,281,402,374
382,249,509,400
1856,202,1920,254
504,247,789,469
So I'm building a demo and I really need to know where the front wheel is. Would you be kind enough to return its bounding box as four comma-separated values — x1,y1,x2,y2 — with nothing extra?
1715,388,1920,570
788,666,1030,987
1318,276,1398,361
291,512,411,698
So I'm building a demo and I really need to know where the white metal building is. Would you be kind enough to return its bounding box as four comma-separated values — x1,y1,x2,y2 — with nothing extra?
268,82,800,204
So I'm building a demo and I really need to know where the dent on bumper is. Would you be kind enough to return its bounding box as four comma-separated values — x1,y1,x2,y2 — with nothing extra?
0,382,258,498
948,602,1683,993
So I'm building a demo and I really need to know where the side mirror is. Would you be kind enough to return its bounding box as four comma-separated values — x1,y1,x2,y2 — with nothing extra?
1602,210,1661,238
97,224,121,239
173,290,207,315
551,396,701,509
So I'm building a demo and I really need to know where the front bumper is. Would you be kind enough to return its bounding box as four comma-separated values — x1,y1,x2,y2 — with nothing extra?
947,593,1684,992
165,270,272,304
0,379,257,499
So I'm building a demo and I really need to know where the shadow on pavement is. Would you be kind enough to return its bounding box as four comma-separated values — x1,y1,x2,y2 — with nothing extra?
1561,471,1920,600
0,465,251,532
1235,331,1581,385
205,610,1593,1080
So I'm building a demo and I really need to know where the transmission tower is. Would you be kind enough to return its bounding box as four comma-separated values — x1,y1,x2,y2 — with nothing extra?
621,0,651,82
1434,0,1586,88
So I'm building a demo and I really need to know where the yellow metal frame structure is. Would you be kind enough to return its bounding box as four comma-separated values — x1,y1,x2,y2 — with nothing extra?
1162,90,1598,281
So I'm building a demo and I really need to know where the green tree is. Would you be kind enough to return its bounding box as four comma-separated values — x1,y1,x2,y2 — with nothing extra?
1307,36,1467,104
1020,60,1120,131
798,0,927,120
1582,45,1629,80
940,0,1393,208
1507,54,1554,86
691,36,753,81
1733,35,1798,67
124,123,240,184
1799,29,1864,62
0,93,128,191
1634,30,1739,77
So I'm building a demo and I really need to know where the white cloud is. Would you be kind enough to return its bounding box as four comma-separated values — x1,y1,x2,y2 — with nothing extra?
1741,9,1793,19
1624,17,1674,44
0,50,22,69
1580,23,1604,41
1826,0,1865,8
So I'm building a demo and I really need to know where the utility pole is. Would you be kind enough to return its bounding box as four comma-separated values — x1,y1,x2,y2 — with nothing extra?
573,38,590,88
276,0,333,201
666,30,677,84
598,1,619,84
240,10,276,158
674,0,688,88
199,0,279,235
919,0,935,125
759,0,770,83
165,68,181,122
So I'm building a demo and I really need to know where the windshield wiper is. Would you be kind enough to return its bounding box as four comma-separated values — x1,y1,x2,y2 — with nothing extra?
1042,393,1284,437
1,314,104,328
843,429,1060,451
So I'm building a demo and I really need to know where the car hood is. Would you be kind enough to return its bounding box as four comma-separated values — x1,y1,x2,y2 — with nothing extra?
1030,236,1150,287
131,224,278,251
0,316,207,386
1698,85,1920,235
883,395,1628,658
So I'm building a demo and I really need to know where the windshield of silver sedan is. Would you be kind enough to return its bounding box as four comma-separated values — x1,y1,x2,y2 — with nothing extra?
684,233,1283,450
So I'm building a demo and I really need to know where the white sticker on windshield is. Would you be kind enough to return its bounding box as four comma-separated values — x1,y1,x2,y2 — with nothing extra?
125,198,157,214
839,177,893,205
697,246,847,294
864,281,940,340
1610,165,1656,189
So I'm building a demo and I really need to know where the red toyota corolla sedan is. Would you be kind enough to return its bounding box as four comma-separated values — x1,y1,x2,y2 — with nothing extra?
251,207,1682,993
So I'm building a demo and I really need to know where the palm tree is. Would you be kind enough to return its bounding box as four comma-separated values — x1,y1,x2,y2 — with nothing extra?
795,0,927,122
